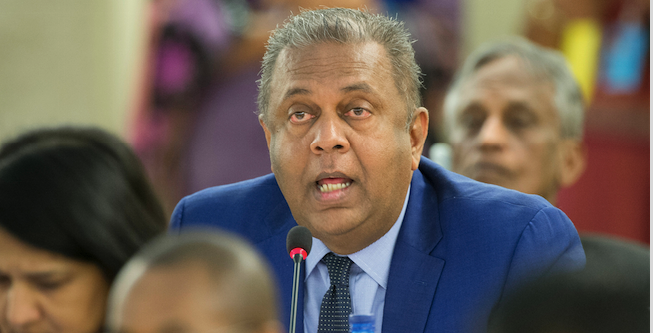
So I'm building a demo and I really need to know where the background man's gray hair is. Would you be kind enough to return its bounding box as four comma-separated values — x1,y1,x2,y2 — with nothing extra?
107,230,279,332
443,37,585,140
257,7,423,130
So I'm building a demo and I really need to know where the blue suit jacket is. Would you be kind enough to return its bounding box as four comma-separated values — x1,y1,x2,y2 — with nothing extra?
170,158,585,332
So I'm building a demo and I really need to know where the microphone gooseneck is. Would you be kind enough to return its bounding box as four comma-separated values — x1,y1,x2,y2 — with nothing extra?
286,225,312,333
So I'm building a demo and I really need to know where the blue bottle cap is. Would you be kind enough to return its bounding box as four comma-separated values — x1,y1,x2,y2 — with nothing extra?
349,314,375,332
349,314,374,324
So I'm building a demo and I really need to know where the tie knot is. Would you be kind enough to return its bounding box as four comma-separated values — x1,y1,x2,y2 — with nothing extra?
323,252,352,286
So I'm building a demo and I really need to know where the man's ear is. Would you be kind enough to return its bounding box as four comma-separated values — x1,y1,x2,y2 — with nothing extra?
558,139,586,188
259,115,273,172
410,107,429,171
259,115,272,149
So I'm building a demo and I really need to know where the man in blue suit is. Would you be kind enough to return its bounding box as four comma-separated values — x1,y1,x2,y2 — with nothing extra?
170,8,585,333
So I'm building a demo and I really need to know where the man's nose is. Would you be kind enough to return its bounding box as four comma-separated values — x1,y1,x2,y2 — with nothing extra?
477,116,509,149
310,114,350,154
4,285,42,328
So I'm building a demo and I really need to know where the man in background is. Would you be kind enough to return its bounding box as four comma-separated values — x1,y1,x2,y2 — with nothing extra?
488,233,649,333
105,231,283,333
443,38,586,205
444,40,648,328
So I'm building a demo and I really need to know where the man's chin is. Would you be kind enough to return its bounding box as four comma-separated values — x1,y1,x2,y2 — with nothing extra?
464,164,515,187
474,175,512,188
306,219,358,239
299,211,364,239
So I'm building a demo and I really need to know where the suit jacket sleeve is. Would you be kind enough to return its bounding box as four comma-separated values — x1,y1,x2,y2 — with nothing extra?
503,205,585,294
169,196,185,232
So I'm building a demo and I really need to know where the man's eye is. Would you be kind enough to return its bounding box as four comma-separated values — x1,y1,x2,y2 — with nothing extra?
345,108,370,118
32,276,70,292
505,112,536,130
504,105,537,131
506,117,530,129
36,280,63,291
289,111,314,123
0,274,10,288
459,113,485,132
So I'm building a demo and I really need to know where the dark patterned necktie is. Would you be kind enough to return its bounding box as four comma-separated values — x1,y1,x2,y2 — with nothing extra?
317,252,354,333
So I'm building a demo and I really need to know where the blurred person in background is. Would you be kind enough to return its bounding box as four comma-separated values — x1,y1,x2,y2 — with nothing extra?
442,38,649,285
443,37,586,206
0,127,166,333
383,0,461,149
134,0,378,215
131,0,239,214
524,0,650,244
488,233,649,333
106,231,282,333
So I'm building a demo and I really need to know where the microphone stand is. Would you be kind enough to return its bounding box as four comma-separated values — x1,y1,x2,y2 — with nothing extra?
286,226,311,333
289,252,303,333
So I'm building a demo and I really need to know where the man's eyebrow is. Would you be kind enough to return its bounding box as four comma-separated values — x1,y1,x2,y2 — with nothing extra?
283,87,311,101
341,83,374,94
23,271,66,281
505,100,534,111
459,101,485,114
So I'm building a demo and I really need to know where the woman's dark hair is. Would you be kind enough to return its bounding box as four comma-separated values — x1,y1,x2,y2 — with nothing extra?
0,126,166,281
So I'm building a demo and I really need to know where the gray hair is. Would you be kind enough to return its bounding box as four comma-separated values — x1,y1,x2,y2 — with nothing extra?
107,230,279,332
257,7,423,129
443,37,584,139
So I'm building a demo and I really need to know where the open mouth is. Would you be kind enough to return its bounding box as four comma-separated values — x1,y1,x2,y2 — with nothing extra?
316,178,353,193
318,182,351,193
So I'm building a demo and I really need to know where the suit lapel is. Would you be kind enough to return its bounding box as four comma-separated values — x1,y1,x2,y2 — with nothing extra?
382,168,444,333
258,201,305,333
383,244,444,332
260,167,444,333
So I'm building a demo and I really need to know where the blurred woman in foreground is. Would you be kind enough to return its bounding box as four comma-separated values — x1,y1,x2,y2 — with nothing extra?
0,127,166,333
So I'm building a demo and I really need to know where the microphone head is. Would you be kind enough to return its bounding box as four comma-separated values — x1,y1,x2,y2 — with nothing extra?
286,225,312,259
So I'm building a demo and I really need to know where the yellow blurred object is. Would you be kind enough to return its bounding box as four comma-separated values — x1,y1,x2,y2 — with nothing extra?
559,19,602,103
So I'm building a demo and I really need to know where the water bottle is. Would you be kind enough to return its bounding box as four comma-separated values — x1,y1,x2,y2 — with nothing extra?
349,314,375,333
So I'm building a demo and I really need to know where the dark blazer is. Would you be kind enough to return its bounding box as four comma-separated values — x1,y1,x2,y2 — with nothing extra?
170,158,585,332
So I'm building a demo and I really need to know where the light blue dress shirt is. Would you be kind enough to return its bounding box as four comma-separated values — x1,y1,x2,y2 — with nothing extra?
303,186,410,333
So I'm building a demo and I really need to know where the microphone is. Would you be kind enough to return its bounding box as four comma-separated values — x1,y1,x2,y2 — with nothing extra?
287,225,312,261
286,226,312,333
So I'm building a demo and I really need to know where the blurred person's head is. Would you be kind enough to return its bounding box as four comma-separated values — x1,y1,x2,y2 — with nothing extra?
488,234,649,333
106,231,282,333
444,38,586,204
0,126,166,333
254,7,429,254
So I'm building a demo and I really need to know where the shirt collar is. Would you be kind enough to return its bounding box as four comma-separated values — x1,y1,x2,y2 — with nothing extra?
305,185,410,289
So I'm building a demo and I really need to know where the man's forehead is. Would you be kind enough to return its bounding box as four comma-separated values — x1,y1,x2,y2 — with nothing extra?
115,263,226,330
468,55,551,89
454,56,560,123
272,42,390,85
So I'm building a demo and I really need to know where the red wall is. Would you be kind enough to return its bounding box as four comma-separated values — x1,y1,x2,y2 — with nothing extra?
557,103,650,245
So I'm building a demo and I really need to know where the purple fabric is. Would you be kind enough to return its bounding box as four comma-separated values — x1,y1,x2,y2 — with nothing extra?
155,40,196,94
168,0,231,54
184,66,271,193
